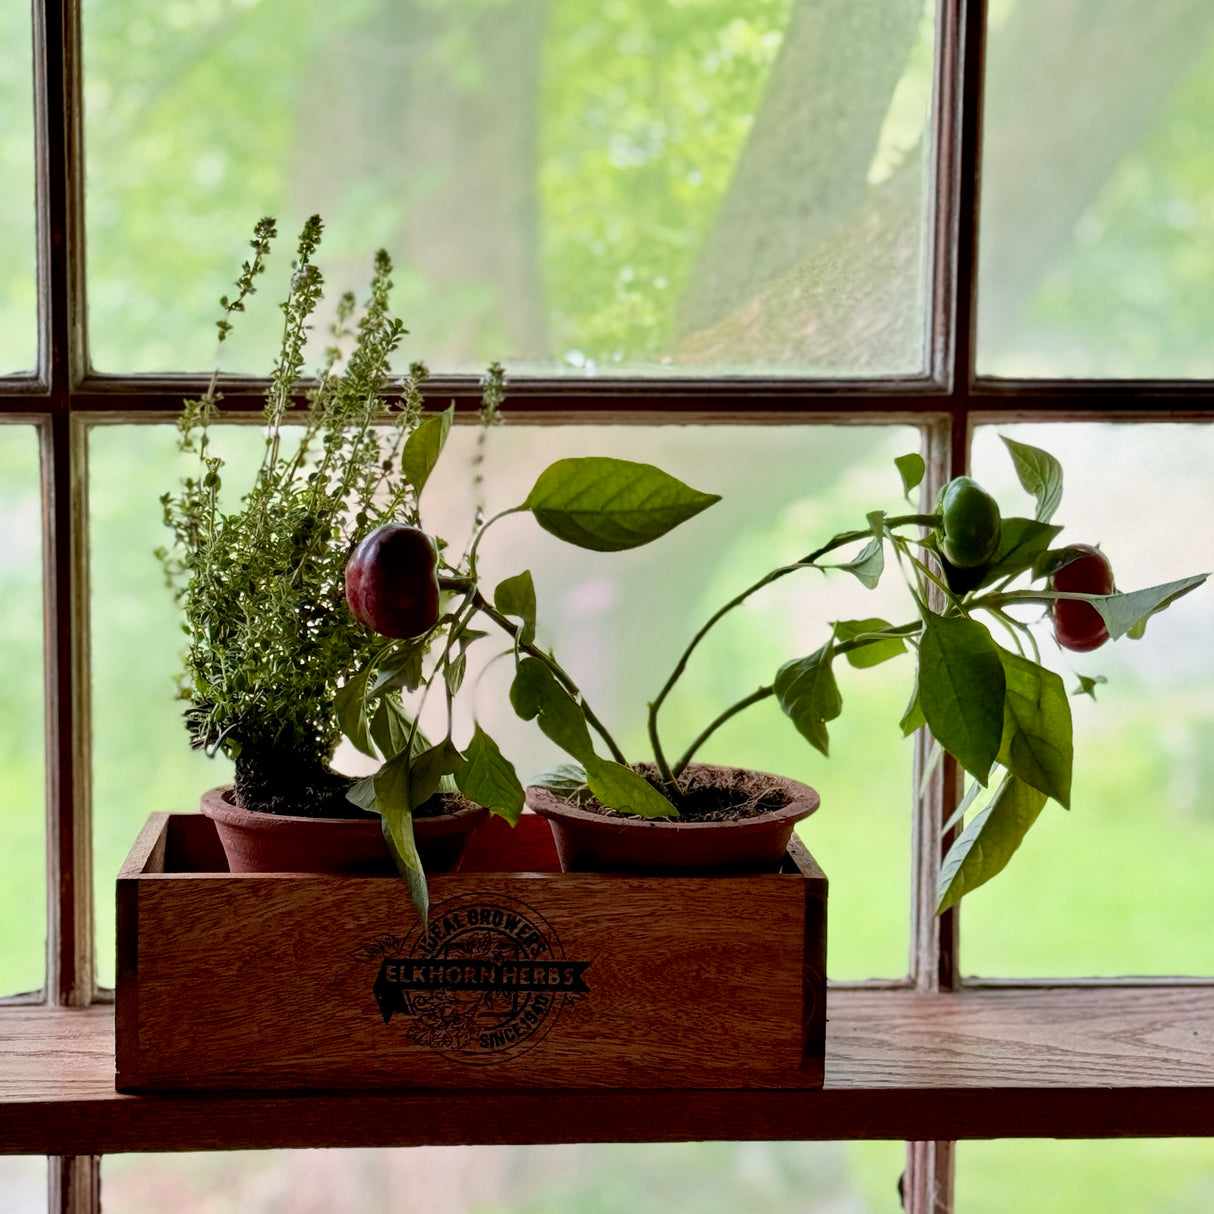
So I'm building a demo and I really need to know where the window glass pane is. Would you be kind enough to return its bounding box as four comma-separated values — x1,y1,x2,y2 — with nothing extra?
0,1156,45,1214
0,426,44,997
963,424,1214,977
977,1,1214,378
83,0,936,376
0,0,37,372
957,1139,1214,1214
89,421,916,986
103,1142,904,1212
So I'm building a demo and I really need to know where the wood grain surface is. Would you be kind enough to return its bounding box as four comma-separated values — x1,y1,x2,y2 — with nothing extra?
115,814,828,1092
5,986,1214,1153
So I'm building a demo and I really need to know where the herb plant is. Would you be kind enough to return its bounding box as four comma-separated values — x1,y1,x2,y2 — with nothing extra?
341,433,1207,917
159,216,475,817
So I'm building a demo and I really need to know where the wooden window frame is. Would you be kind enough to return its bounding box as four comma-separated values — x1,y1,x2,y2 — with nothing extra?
3,1,1214,1212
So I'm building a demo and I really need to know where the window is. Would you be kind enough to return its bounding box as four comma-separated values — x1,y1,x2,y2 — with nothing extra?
4,2,1214,1212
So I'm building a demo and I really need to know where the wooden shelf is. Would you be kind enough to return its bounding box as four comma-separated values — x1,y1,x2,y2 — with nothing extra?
4,987,1214,1153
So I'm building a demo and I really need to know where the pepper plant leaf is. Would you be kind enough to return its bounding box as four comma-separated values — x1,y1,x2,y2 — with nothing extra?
976,518,1063,587
455,725,525,825
936,771,1048,912
585,755,677,819
494,570,537,647
1002,436,1063,523
995,647,1073,807
774,642,842,756
834,618,908,668
521,457,720,552
832,538,885,590
335,670,374,758
528,762,589,799
369,639,427,697
401,403,453,498
917,611,1005,784
900,676,926,736
1091,574,1208,641
509,656,595,765
895,452,925,497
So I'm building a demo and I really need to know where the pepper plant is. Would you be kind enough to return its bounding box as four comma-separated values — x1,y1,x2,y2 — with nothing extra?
338,425,1207,918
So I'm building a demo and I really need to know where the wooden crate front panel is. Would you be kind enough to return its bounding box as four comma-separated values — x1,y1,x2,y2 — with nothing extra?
117,815,826,1092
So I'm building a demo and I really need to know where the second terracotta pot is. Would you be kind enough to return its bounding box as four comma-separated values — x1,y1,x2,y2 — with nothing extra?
526,764,819,874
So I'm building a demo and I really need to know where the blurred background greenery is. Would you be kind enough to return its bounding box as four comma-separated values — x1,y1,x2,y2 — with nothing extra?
3,0,1214,1208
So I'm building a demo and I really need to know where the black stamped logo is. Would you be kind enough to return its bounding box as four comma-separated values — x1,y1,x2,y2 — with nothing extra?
351,893,589,1064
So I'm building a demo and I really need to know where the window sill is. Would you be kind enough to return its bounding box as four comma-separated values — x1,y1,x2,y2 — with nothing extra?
3,987,1213,1154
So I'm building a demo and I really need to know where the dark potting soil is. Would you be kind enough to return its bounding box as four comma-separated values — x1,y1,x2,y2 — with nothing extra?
567,765,792,823
233,750,477,821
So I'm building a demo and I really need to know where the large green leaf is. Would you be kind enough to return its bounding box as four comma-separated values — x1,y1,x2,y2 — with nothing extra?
976,518,1063,588
401,403,453,497
936,772,1048,912
585,755,677,818
522,457,719,552
455,726,526,825
917,612,1005,784
1092,574,1208,641
494,570,537,647
509,656,595,764
996,647,1073,806
1002,436,1063,523
835,618,908,668
774,643,842,756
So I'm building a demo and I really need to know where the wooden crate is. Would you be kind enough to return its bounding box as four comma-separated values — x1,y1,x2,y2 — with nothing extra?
116,812,827,1092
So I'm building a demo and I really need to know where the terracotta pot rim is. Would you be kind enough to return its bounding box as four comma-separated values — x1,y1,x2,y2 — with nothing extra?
525,764,819,832
200,784,487,830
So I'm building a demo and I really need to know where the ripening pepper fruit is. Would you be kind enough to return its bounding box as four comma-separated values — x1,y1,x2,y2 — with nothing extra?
1051,543,1113,652
937,476,1002,569
345,523,441,639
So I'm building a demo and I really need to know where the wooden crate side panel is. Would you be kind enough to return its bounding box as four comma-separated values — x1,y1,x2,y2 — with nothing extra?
122,870,821,1091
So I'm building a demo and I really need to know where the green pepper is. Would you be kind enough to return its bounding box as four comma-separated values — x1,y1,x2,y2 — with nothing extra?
937,476,1001,569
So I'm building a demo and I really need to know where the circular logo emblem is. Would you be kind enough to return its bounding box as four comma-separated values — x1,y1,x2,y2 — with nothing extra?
354,893,589,1065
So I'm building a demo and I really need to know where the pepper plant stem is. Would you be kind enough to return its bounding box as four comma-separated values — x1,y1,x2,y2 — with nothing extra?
471,590,629,766
648,515,939,785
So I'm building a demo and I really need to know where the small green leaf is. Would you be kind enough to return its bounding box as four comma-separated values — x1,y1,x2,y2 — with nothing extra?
900,678,926,736
918,611,1005,784
895,452,926,498
585,756,677,818
995,647,1073,806
379,806,428,923
936,772,1048,912
509,657,595,765
522,457,719,552
977,518,1063,587
834,618,908,668
1073,673,1107,699
942,776,986,835
1092,574,1208,641
1002,436,1063,523
370,697,410,760
494,570,537,647
369,641,427,697
833,538,884,590
774,643,842,756
444,652,467,697
401,403,453,497
455,726,526,825
335,671,374,758
528,762,590,799
346,774,378,811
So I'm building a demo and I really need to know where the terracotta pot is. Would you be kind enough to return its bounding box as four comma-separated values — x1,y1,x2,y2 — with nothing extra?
526,764,820,874
200,785,488,875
